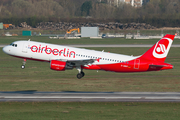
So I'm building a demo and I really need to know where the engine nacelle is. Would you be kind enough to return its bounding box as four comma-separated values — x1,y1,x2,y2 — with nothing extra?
50,60,66,71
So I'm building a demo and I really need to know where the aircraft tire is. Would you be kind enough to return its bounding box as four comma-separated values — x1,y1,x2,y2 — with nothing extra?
21,65,25,69
77,73,83,79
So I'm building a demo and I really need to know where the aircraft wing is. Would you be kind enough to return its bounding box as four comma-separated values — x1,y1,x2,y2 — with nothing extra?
55,59,96,67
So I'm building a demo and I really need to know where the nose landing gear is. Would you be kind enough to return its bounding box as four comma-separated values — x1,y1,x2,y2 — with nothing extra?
21,59,26,69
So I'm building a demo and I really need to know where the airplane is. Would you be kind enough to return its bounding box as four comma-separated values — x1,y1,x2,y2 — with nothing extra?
2,34,175,79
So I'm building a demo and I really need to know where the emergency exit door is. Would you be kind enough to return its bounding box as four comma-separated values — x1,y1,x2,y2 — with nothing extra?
134,59,140,69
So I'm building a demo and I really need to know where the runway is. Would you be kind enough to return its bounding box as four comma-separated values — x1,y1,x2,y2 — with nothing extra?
1,91,180,102
67,44,180,48
1,44,180,48
0,45,6,48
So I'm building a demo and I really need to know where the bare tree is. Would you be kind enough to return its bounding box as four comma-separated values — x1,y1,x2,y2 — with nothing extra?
91,2,116,19
0,0,12,13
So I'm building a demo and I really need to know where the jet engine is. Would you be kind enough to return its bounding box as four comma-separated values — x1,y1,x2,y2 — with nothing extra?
50,60,66,71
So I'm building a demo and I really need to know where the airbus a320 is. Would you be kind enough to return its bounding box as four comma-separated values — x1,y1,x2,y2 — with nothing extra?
3,34,175,79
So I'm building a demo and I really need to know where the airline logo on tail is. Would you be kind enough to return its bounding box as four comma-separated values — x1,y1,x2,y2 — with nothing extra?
156,44,166,53
153,38,172,58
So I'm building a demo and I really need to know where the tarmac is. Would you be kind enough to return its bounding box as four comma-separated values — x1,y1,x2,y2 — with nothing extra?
1,91,180,102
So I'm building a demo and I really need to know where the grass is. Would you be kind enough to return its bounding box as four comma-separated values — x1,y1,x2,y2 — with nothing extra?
1,47,180,92
0,102,180,120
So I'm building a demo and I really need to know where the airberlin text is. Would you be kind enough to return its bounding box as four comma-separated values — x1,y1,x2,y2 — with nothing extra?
31,45,75,58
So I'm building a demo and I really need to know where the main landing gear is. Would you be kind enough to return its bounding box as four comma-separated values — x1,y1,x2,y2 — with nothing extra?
76,67,85,79
21,59,26,69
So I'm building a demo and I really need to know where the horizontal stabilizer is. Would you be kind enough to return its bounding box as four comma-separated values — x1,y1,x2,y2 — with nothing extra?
149,65,167,68
148,64,173,71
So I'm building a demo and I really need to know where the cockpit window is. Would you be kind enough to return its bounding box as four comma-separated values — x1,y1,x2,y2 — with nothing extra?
10,43,17,47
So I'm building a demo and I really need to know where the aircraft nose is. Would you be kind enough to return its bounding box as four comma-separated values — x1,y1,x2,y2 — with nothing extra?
2,46,8,54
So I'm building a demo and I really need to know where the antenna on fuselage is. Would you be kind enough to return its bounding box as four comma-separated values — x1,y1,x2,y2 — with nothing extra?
28,39,30,41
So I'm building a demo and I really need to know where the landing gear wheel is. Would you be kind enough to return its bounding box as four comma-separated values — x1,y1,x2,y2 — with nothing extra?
76,67,85,79
21,65,25,69
77,73,83,79
21,59,26,69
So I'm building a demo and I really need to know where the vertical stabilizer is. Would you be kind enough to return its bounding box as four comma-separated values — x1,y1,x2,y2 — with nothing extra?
140,34,175,62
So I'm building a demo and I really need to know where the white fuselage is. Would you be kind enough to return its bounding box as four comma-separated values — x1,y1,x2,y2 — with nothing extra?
3,40,138,65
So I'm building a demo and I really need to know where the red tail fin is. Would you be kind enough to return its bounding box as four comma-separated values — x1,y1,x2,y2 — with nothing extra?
140,34,175,62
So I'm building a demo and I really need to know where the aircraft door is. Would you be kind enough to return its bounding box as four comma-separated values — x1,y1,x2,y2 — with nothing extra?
134,59,140,69
22,43,29,53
